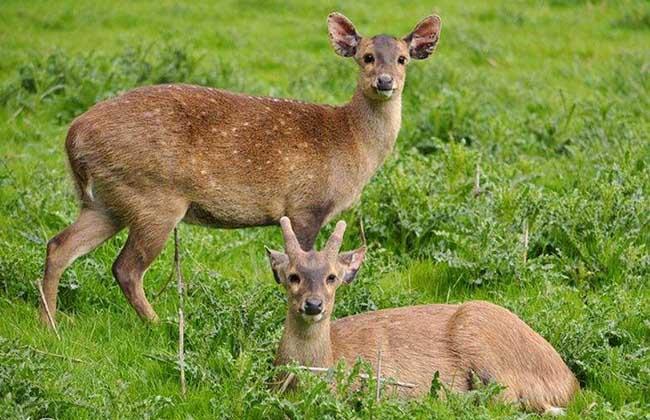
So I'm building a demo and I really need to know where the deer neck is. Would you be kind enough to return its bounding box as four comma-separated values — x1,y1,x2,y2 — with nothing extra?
343,87,402,172
276,313,333,368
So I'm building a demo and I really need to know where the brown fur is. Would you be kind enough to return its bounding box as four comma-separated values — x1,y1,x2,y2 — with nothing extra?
39,13,442,325
270,218,579,413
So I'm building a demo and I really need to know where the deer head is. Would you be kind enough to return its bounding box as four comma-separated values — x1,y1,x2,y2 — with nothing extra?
328,12,442,101
267,217,366,324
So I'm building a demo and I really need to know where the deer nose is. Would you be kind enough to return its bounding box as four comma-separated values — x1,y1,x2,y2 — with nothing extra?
376,74,393,91
304,298,323,315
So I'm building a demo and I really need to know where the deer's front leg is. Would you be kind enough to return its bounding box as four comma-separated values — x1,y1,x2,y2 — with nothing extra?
286,204,334,251
289,218,322,251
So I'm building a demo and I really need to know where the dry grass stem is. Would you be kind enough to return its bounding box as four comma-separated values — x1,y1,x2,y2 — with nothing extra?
36,280,60,340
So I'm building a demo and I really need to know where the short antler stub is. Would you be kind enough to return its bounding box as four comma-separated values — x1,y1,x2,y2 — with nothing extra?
279,216,303,256
325,220,347,256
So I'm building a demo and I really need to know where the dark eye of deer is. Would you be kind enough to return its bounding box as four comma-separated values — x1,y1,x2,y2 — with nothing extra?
288,274,300,284
326,274,337,284
363,53,374,64
398,55,407,65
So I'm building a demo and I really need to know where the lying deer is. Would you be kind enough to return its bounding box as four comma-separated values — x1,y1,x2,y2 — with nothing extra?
268,217,579,414
38,13,442,325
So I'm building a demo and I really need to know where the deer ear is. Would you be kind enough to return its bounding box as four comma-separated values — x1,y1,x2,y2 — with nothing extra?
403,15,441,60
338,247,366,283
266,247,288,284
328,12,361,57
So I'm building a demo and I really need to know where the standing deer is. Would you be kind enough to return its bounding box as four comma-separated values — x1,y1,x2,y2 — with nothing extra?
268,217,579,415
38,13,442,325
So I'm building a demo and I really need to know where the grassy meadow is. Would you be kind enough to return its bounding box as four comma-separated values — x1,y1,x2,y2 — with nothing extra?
1,0,649,418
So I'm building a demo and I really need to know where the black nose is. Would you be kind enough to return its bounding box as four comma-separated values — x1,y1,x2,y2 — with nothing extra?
304,298,323,315
376,74,393,91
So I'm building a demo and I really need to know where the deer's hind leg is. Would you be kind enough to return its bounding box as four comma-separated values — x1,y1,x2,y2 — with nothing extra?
111,199,188,322
39,208,122,327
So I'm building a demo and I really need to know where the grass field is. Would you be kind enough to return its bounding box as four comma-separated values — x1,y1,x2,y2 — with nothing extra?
1,0,649,418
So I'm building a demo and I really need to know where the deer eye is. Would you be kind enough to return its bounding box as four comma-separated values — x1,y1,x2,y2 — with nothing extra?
363,53,374,64
326,274,337,284
398,55,407,65
288,274,301,285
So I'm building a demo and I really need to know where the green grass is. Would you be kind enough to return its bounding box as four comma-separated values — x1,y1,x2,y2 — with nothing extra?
1,0,649,418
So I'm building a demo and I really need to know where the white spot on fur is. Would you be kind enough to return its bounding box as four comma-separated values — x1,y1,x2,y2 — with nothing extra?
84,178,94,201
544,407,566,417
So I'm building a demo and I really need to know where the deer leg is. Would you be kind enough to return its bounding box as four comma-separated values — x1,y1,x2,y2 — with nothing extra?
111,204,186,321
289,217,323,251
288,204,335,250
39,208,122,326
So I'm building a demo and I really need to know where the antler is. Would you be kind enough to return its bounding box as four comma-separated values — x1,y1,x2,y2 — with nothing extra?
324,220,347,256
279,217,303,256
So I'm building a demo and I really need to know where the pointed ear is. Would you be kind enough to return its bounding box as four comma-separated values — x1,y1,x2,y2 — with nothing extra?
327,12,361,57
338,247,366,284
403,15,441,60
266,246,288,284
